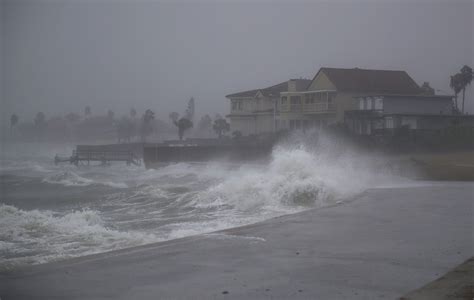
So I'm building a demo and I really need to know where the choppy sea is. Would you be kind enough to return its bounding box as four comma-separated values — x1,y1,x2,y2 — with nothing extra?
0,136,406,270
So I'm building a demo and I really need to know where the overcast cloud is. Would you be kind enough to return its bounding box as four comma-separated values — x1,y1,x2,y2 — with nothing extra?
1,0,473,124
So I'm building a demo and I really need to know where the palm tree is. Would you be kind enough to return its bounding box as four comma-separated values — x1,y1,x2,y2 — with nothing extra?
141,109,155,142
130,108,137,118
10,114,19,135
117,116,134,143
34,112,47,139
65,112,80,123
84,106,91,118
34,112,46,126
460,65,473,114
450,73,463,113
185,97,195,120
176,118,193,140
107,109,115,121
169,112,179,125
213,118,230,139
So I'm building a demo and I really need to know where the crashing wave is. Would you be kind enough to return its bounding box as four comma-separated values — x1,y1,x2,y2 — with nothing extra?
0,204,156,269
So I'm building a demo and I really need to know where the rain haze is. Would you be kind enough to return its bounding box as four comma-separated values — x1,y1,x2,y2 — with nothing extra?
1,1,474,299
1,0,473,124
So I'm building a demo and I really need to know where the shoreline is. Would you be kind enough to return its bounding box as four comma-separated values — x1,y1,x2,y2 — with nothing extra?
1,182,472,299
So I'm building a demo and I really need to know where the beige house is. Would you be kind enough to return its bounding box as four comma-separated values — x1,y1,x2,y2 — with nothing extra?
226,68,423,135
277,67,422,130
225,79,310,136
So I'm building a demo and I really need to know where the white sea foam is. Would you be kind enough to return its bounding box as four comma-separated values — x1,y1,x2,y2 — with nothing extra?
188,145,396,214
204,233,266,242
42,171,128,188
0,204,156,269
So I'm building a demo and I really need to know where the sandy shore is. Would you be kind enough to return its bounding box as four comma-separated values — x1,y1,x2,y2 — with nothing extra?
1,182,473,299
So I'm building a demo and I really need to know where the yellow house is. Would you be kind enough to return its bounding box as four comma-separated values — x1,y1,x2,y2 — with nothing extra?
277,67,422,130
226,68,423,135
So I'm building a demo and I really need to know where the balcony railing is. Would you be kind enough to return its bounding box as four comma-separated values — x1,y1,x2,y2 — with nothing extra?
304,102,335,112
278,102,335,113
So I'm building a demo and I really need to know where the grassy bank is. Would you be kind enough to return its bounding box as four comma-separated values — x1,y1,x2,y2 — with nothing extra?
406,152,474,181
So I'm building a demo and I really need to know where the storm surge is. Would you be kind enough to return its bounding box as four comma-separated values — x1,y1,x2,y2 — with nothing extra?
0,136,401,269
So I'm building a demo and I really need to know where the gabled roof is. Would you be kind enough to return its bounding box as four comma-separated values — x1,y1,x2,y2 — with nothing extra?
226,79,311,99
260,81,289,97
225,88,260,98
313,67,422,94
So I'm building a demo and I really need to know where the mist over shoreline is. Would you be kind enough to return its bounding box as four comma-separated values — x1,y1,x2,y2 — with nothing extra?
2,0,473,129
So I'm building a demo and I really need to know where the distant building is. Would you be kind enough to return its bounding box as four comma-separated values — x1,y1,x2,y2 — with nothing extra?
345,94,456,135
225,67,465,136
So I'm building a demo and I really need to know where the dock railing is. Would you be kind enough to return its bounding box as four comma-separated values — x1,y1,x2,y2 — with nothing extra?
55,150,141,166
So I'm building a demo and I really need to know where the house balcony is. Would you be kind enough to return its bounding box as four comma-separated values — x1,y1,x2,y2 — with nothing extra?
279,102,335,113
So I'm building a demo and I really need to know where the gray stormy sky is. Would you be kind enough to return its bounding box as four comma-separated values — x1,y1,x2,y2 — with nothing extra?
1,0,473,124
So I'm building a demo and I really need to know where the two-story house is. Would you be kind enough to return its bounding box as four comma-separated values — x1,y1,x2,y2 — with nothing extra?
276,67,424,130
226,79,310,136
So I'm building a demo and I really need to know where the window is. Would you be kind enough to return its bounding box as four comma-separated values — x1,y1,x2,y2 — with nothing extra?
385,117,394,129
305,94,314,104
232,100,243,111
316,93,322,102
366,97,373,110
402,117,417,129
290,96,301,104
281,96,287,104
373,119,384,129
289,119,302,130
375,97,383,110
359,98,364,110
327,92,334,103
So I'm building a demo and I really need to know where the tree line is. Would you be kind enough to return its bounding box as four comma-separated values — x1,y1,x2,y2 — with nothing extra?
8,97,231,143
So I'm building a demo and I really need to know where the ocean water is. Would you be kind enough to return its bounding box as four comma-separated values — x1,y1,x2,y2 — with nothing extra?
0,135,405,270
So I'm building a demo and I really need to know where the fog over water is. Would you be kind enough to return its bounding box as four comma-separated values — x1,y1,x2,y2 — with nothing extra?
1,0,473,128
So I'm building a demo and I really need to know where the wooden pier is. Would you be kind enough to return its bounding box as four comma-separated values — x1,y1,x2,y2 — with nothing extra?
55,149,141,166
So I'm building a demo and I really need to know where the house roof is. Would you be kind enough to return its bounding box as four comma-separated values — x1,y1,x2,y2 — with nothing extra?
226,79,311,98
226,68,422,99
314,67,422,94
225,88,260,98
